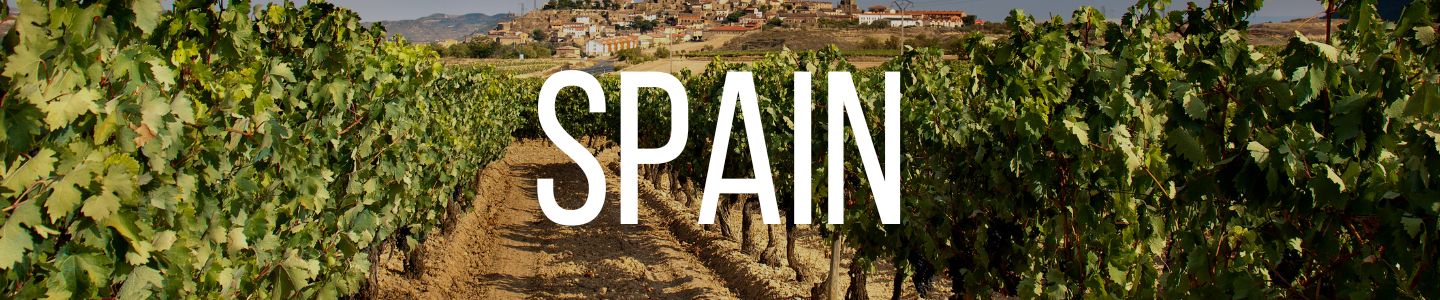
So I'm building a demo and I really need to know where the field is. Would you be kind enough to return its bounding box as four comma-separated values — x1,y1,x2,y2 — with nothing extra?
668,32,744,53
1247,19,1344,45
443,58,592,78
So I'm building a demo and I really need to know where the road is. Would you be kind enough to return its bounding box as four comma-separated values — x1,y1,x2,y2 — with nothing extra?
579,60,615,75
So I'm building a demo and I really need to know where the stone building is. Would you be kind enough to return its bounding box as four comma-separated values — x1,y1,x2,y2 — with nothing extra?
556,45,583,58
584,35,641,57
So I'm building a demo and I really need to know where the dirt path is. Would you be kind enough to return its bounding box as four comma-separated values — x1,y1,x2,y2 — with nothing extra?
375,139,734,299
374,138,953,299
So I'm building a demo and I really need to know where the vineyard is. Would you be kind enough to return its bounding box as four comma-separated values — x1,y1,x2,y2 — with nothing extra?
444,58,579,78
0,0,524,297
1,0,1438,299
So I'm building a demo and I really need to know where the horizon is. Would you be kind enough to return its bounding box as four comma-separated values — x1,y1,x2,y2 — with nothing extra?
117,0,1326,23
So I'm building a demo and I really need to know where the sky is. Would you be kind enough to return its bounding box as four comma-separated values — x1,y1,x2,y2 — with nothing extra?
137,0,1324,23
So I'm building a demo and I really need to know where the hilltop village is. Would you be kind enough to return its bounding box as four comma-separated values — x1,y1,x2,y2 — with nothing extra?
464,0,977,58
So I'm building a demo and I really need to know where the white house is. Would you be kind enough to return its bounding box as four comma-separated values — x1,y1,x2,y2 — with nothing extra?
925,16,966,28
912,10,969,28
857,13,912,25
561,23,591,38
585,36,641,57
889,19,921,27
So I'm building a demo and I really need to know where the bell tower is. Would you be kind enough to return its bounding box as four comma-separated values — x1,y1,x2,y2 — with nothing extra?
838,0,858,13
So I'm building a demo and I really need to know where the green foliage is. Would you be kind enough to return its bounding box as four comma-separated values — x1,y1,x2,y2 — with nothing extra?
682,49,902,58
818,18,860,29
441,40,554,59
858,36,899,50
725,11,748,24
613,48,653,63
0,0,519,298
629,17,659,33
903,34,967,53
765,17,785,29
901,1,1439,297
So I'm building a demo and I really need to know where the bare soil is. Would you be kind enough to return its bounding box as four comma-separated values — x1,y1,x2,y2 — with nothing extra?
1249,20,1345,46
668,33,743,53
373,138,953,299
373,139,733,299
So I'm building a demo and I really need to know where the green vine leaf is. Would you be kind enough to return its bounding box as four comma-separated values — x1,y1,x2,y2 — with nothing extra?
0,225,33,270
131,0,163,34
1405,81,1439,117
3,149,57,195
45,88,101,129
80,191,121,222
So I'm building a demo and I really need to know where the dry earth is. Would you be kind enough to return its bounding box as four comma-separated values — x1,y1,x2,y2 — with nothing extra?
373,139,953,299
668,33,744,53
374,139,734,299
1249,20,1344,46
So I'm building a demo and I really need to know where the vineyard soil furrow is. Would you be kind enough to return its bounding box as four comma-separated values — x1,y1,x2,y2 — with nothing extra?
645,167,956,300
374,138,954,299
373,139,736,299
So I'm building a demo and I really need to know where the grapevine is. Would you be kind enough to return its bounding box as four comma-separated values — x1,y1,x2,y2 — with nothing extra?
528,1,1439,297
0,1,521,298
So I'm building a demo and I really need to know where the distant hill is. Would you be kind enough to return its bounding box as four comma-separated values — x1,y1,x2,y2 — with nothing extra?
0,10,510,42
371,13,516,43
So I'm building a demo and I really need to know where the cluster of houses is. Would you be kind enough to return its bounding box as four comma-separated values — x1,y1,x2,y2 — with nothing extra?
477,0,976,58
855,10,974,28
484,10,708,57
